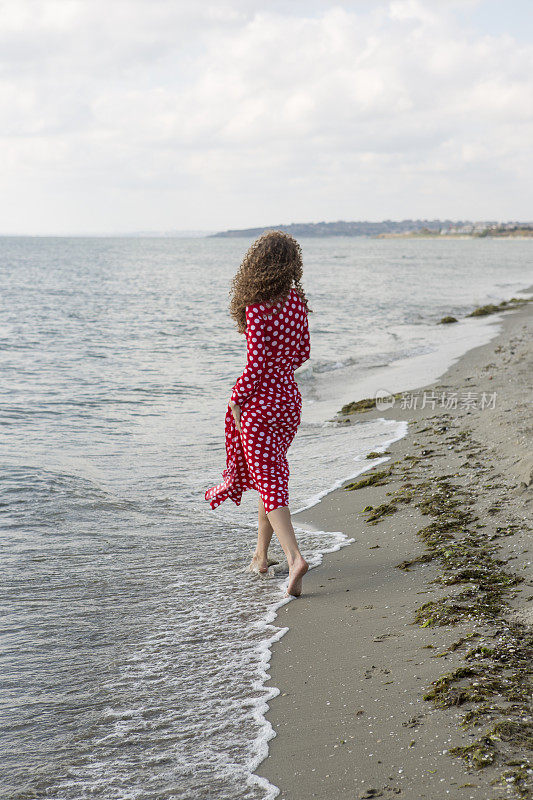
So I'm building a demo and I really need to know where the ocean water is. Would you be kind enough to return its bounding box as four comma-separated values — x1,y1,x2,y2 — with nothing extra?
1,236,531,800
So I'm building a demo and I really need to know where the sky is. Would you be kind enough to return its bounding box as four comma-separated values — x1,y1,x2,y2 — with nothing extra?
1,0,532,234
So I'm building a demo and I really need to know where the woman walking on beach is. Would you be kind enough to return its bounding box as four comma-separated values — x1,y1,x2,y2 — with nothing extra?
205,230,311,597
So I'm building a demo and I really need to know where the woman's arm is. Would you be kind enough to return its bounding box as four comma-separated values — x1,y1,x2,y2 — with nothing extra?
230,305,267,407
293,313,310,371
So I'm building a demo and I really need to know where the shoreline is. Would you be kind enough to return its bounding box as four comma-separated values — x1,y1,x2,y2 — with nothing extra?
255,297,532,799
301,294,532,428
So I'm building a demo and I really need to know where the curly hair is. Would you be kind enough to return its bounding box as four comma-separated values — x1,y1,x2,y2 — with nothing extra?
229,230,311,333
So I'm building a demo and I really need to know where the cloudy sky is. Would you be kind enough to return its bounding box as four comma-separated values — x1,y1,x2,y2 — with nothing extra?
2,0,532,234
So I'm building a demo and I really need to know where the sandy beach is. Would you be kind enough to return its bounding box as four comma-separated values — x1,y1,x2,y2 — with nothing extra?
256,297,532,799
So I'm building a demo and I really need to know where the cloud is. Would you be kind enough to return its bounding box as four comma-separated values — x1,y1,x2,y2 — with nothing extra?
1,0,532,232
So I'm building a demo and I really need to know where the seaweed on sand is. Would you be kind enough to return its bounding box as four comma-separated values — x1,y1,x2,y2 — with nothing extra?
357,421,532,795
344,468,392,490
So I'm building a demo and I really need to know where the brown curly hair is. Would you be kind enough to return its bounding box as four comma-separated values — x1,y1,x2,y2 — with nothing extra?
229,230,311,333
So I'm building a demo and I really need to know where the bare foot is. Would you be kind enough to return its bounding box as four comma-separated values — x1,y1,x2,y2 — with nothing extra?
248,554,279,574
285,555,309,597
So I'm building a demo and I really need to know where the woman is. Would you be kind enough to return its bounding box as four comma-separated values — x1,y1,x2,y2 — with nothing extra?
205,230,311,597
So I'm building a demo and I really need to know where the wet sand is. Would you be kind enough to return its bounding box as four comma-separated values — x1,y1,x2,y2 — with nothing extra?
256,298,532,799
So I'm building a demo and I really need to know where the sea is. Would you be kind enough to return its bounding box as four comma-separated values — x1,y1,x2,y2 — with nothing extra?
1,235,531,800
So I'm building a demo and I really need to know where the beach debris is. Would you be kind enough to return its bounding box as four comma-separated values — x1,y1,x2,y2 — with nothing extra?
402,715,424,728
358,788,383,798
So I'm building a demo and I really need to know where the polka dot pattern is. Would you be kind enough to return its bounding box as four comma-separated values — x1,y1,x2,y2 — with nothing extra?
205,286,311,513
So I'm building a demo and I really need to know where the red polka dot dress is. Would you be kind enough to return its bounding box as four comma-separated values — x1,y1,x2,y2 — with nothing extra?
205,287,310,513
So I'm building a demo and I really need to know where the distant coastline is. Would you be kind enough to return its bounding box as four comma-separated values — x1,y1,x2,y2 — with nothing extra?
210,220,533,239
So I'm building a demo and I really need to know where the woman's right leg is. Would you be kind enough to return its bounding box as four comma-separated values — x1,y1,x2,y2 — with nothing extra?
267,506,308,597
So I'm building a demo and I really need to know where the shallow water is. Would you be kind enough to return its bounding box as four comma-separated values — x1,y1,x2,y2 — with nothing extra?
1,236,531,798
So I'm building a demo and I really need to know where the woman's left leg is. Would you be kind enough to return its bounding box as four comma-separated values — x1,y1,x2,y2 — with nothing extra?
249,496,276,573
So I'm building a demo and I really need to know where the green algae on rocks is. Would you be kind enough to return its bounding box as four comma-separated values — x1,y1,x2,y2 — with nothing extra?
339,393,402,415
467,296,532,319
439,316,458,324
340,397,377,414
468,304,501,317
